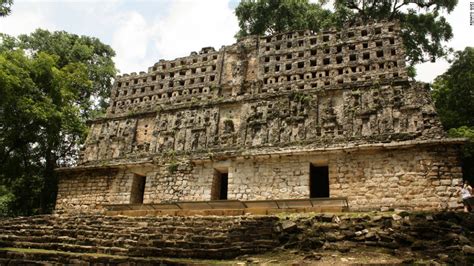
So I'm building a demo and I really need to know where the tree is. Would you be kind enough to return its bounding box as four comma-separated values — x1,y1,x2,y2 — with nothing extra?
0,0,13,17
333,0,457,66
0,31,116,216
432,47,474,182
235,0,458,67
235,0,333,38
432,47,474,129
17,29,116,112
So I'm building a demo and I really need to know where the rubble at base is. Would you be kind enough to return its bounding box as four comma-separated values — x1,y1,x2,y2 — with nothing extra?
1,211,474,264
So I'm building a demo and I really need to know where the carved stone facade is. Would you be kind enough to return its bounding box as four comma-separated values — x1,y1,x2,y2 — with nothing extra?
56,21,464,212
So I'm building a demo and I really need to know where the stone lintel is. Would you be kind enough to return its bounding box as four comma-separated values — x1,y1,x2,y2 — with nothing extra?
61,138,465,169
55,161,154,174
194,138,466,163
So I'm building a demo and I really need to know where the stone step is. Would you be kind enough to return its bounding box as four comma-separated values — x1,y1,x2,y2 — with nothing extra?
0,214,280,259
0,234,132,250
5,236,276,260
2,218,248,227
0,248,186,265
0,227,276,248
0,223,272,236
4,216,276,227
128,246,244,259
0,224,239,235
9,241,130,256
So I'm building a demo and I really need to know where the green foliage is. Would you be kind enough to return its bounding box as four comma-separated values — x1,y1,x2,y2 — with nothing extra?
16,29,116,112
406,65,417,79
0,185,14,217
0,31,116,216
448,127,474,156
0,0,12,17
164,149,177,157
0,33,16,52
432,47,474,129
235,0,458,66
235,0,334,38
448,127,474,184
432,47,474,182
290,92,312,104
167,162,179,174
333,0,457,65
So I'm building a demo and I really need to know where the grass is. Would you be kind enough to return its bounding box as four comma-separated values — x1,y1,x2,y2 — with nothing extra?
0,244,440,265
0,247,239,265
0,247,127,258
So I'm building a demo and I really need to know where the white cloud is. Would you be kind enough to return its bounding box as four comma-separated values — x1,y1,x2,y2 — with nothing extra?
409,2,473,82
110,0,239,75
153,0,239,61
3,0,469,83
0,4,56,36
415,60,451,83
112,11,155,74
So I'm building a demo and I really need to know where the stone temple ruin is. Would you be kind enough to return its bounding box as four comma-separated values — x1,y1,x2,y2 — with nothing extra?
56,21,464,213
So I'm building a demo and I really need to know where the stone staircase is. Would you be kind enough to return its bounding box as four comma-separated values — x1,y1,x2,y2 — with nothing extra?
0,214,279,262
3,212,473,264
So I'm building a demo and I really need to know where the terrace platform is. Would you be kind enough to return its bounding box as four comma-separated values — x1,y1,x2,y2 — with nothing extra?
103,197,349,216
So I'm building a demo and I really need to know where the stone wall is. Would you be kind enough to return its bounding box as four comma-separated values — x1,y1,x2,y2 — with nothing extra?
77,20,443,166
332,145,462,210
56,170,116,211
80,82,445,165
57,170,139,212
56,143,462,212
107,21,405,117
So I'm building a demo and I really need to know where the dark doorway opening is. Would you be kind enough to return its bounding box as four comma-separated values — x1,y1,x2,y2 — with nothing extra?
212,170,228,200
310,165,329,198
130,174,146,204
219,173,228,200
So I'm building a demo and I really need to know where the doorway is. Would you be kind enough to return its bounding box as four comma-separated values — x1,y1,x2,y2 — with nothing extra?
310,164,329,198
130,174,146,204
212,169,228,200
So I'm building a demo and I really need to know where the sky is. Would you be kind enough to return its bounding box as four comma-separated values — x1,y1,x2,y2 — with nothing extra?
0,0,472,83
